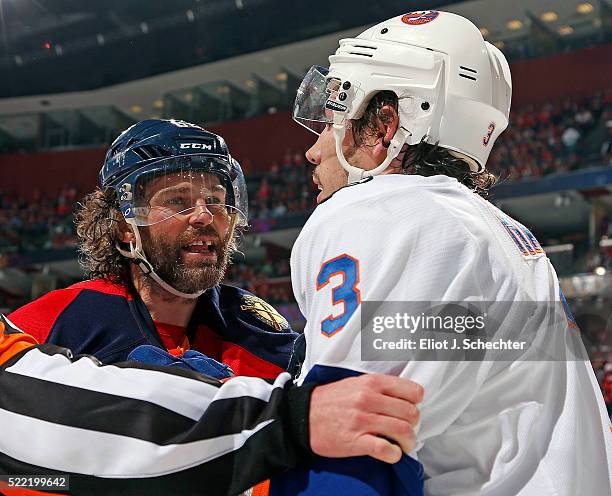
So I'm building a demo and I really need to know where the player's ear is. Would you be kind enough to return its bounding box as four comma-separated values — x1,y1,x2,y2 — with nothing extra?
116,216,135,244
373,104,400,160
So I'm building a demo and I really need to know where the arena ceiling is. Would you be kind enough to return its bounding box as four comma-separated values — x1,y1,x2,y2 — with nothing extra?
0,0,462,97
0,0,606,98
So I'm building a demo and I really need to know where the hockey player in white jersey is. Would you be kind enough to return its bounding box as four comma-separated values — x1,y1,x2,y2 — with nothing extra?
271,10,612,496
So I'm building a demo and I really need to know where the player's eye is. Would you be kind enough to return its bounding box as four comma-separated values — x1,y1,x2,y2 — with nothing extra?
163,196,187,206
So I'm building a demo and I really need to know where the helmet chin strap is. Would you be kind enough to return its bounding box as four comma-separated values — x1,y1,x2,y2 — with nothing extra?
116,222,204,299
333,124,411,184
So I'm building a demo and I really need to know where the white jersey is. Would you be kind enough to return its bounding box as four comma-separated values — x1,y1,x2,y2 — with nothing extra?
291,174,612,496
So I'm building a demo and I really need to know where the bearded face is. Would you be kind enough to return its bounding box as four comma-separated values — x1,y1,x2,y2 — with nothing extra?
134,171,237,297
140,223,232,294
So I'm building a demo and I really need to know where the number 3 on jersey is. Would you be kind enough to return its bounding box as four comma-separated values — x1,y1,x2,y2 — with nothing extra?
316,254,361,337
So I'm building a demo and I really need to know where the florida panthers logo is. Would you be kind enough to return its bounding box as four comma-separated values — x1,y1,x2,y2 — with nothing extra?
240,295,289,331
401,11,440,25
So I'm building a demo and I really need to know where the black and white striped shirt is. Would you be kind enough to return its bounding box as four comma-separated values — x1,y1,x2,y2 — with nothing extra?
0,315,313,495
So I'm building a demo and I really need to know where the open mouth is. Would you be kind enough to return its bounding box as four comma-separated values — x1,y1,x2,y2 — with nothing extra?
313,176,325,203
313,175,325,201
182,239,217,254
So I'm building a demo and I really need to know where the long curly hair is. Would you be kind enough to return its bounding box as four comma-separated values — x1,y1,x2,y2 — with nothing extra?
352,91,497,197
75,188,131,284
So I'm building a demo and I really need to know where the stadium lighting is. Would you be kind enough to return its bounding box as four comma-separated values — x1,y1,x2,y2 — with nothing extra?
506,19,523,30
600,238,612,248
130,105,143,114
494,41,505,49
558,25,574,35
479,27,490,37
594,266,607,276
541,12,558,22
577,3,594,14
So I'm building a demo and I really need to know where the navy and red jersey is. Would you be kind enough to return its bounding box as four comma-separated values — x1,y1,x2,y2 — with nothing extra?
8,279,297,378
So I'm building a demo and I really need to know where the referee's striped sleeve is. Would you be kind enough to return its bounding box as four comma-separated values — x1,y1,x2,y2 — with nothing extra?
0,316,315,495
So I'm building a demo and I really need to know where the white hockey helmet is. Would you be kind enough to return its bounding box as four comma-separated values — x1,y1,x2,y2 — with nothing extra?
293,11,512,182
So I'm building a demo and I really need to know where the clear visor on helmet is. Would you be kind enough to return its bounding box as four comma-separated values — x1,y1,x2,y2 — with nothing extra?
117,155,248,227
293,65,343,135
229,157,249,228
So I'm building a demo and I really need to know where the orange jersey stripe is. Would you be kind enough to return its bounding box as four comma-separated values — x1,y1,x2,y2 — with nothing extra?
251,479,270,496
0,322,38,366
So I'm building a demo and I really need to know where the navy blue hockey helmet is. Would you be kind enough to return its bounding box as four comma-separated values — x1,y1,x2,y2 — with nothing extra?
100,119,248,227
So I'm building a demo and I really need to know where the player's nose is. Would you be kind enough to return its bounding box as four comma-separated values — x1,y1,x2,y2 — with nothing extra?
188,201,214,228
305,140,321,166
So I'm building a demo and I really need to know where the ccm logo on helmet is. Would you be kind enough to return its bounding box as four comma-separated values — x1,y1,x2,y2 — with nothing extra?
180,142,213,150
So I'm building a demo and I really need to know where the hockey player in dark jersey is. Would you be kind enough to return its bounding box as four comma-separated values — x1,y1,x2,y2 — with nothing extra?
9,119,295,377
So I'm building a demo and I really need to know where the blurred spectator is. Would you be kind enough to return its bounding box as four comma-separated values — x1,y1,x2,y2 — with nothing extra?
601,121,612,166
575,108,594,130
225,255,292,305
247,149,317,223
602,364,612,417
488,91,611,181
561,125,581,151
0,184,80,257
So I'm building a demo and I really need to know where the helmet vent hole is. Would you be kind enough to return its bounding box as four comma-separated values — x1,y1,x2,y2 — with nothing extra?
132,147,152,160
459,66,478,74
133,145,170,160
353,44,377,50
459,73,477,81
349,52,373,58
